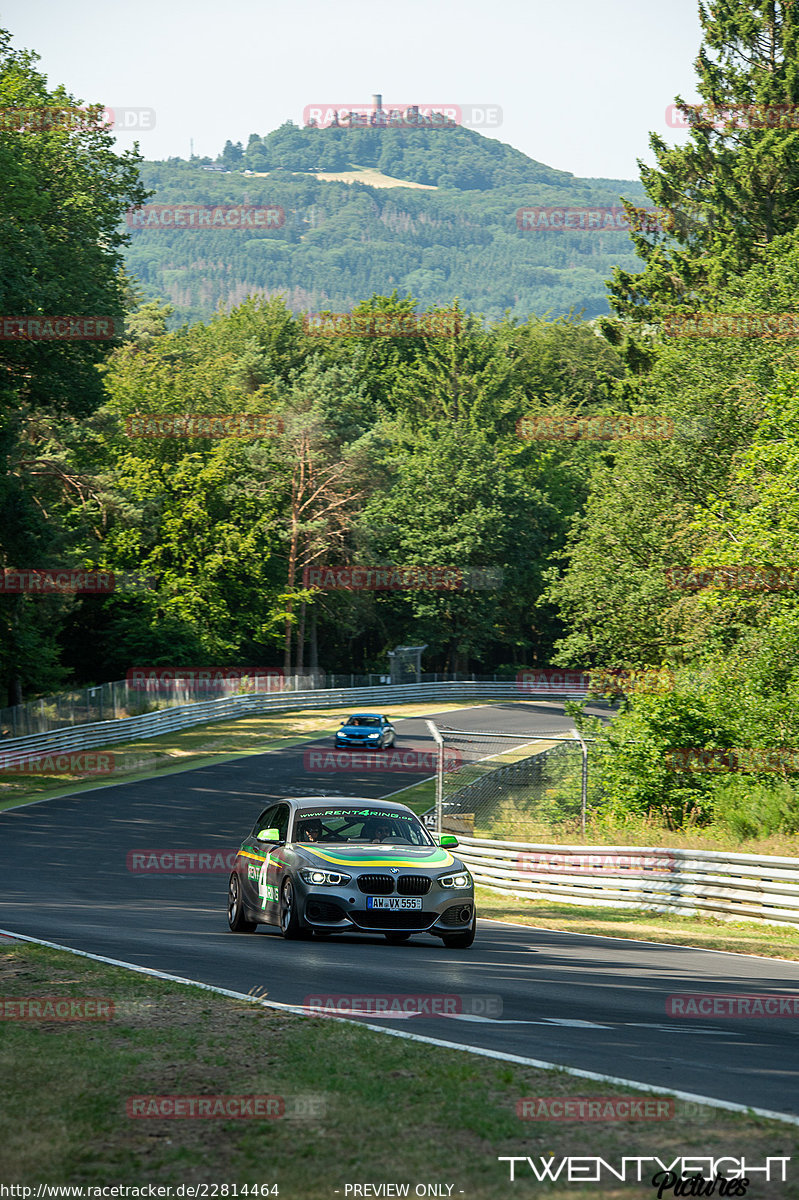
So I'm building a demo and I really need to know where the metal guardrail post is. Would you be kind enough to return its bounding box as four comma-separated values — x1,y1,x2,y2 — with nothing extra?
573,730,588,837
425,719,445,835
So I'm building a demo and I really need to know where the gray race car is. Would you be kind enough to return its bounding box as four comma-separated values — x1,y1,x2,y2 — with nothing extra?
227,796,476,947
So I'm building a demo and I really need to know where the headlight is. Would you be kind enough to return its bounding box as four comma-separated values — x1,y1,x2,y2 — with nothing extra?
367,731,380,738
299,868,351,886
438,871,471,889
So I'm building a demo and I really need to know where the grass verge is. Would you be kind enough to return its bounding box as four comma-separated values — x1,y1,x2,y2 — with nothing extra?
0,940,795,1198
476,887,799,961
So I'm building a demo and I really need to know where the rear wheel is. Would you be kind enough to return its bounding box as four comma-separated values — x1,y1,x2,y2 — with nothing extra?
384,932,411,944
228,873,257,933
279,877,312,940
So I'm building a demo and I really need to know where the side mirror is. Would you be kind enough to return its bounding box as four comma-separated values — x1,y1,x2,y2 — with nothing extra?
256,827,281,842
439,835,459,849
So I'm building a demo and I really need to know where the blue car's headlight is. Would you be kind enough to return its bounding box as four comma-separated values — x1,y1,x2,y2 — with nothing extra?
438,871,471,889
299,868,352,886
367,731,380,738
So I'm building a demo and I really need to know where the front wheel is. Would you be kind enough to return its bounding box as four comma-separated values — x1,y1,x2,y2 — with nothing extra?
228,873,257,933
279,877,312,940
441,915,476,949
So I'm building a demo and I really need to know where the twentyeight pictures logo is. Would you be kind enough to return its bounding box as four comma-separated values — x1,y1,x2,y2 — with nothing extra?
498,1155,789,1183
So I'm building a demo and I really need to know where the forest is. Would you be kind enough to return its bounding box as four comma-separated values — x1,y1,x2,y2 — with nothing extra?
4,2,799,838
125,128,649,326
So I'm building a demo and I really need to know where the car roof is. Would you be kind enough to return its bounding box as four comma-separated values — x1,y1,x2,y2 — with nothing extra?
346,712,385,718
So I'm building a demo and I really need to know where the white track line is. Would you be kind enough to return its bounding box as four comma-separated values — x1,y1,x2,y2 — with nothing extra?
2,926,797,1127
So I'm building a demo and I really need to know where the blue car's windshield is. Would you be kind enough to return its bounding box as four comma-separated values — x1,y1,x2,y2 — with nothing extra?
293,807,432,846
345,716,381,727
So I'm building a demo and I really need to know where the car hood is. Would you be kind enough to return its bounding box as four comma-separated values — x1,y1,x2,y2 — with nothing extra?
297,844,459,870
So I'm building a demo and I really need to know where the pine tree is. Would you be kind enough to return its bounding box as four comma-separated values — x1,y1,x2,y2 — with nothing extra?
610,1,799,320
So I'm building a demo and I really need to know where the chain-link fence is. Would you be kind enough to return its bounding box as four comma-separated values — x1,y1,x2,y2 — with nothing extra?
0,672,519,739
426,724,603,839
0,675,287,738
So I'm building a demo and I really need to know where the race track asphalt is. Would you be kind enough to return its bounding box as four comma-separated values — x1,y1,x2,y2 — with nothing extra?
1,701,798,1119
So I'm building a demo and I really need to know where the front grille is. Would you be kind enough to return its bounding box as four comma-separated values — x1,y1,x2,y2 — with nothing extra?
306,900,346,922
357,874,394,895
353,911,436,929
397,875,432,896
440,903,473,927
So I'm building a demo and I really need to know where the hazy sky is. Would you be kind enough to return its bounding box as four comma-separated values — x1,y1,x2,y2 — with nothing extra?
3,0,703,179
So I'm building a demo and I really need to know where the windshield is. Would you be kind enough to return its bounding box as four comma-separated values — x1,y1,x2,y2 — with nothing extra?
293,806,432,846
345,716,381,727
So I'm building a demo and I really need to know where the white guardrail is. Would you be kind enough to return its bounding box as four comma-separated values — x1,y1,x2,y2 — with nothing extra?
457,837,799,929
0,681,532,764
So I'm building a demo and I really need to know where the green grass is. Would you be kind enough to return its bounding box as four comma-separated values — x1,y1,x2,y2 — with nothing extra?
0,941,795,1198
477,887,799,960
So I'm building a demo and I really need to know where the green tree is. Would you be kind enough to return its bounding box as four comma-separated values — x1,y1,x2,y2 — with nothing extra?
610,0,799,319
0,28,149,703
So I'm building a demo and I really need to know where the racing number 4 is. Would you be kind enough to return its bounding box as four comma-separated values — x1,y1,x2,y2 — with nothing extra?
258,853,272,908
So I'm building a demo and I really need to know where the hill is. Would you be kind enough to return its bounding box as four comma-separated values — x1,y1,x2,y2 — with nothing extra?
124,122,650,326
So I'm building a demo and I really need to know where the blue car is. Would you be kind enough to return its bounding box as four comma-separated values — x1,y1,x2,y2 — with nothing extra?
335,712,396,750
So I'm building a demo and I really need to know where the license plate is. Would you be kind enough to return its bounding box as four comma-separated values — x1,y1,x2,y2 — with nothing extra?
366,897,422,910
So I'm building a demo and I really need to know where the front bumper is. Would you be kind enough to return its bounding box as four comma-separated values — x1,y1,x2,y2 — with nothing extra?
335,736,383,747
297,877,474,936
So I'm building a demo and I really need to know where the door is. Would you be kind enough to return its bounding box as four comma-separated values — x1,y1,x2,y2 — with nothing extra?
260,803,291,924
